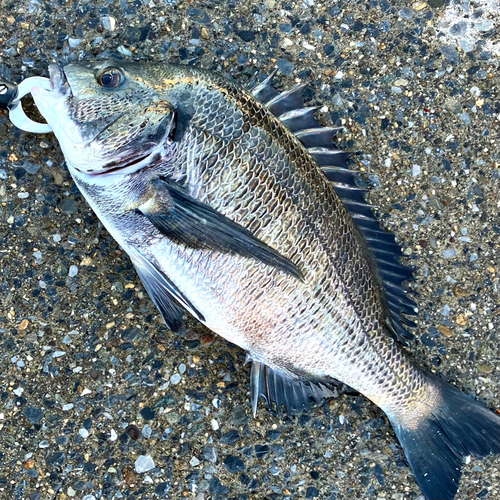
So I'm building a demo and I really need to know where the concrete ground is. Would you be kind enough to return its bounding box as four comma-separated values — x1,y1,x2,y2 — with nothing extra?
0,0,499,499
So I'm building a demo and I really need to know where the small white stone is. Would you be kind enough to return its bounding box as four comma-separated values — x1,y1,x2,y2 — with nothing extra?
109,429,118,441
170,373,182,385
442,249,457,259
190,456,200,467
68,38,83,48
68,265,78,277
412,164,421,177
211,419,219,431
79,428,89,439
117,45,133,56
62,403,74,411
142,424,152,439
101,16,116,31
135,455,155,473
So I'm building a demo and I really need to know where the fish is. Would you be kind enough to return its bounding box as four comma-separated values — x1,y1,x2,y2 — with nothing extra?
30,61,499,500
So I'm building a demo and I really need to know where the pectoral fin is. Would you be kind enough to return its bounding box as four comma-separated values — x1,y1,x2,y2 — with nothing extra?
130,250,204,331
136,177,303,280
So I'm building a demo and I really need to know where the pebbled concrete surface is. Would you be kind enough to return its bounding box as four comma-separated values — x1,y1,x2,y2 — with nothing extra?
0,1,499,499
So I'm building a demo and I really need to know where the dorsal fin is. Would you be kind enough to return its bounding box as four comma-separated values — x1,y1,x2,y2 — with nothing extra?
247,69,279,103
279,107,319,132
249,73,417,344
265,84,307,116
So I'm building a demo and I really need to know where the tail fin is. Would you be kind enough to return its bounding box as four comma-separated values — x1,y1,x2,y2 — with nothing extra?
390,376,499,500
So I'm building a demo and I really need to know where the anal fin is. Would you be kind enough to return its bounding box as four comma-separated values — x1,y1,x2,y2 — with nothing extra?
250,360,337,417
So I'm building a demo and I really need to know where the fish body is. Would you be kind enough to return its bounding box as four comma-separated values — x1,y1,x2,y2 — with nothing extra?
31,61,499,500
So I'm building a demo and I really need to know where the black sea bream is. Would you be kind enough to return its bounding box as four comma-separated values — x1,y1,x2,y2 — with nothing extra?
31,61,499,500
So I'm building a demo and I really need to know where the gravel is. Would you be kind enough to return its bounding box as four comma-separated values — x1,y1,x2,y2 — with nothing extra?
0,1,498,499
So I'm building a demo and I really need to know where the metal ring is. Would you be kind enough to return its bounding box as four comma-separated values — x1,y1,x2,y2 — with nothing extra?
9,77,53,134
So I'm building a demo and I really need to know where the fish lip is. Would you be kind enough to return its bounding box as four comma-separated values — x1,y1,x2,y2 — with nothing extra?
48,63,70,95
73,147,164,179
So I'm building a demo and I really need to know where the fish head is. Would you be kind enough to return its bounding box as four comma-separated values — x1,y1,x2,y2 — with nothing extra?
32,62,176,175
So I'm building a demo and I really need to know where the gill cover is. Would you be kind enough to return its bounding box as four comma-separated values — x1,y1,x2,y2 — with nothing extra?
32,62,177,175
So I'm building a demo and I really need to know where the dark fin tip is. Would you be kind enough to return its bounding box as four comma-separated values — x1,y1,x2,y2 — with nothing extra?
391,375,500,500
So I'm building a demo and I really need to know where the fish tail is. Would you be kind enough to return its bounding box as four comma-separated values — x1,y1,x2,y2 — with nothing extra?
388,374,499,500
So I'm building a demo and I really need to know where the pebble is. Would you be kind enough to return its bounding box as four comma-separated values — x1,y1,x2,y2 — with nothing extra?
459,39,474,52
276,59,294,75
220,429,240,444
68,265,78,277
440,45,459,64
399,7,413,19
255,444,270,458
126,425,141,440
68,38,82,48
23,406,43,424
442,249,457,259
453,285,467,297
209,477,229,496
332,93,343,106
223,454,245,474
101,16,116,31
438,325,453,338
412,164,421,177
135,455,155,473
190,456,200,467
60,198,75,214
461,113,471,125
478,364,493,374
231,405,249,425
170,373,182,385
142,424,152,439
79,428,89,439
450,21,467,37
140,406,156,421
204,446,218,463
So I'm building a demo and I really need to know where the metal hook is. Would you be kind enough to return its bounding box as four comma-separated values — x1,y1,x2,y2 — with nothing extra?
8,76,53,134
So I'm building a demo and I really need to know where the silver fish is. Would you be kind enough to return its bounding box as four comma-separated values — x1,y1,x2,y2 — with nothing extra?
31,61,499,500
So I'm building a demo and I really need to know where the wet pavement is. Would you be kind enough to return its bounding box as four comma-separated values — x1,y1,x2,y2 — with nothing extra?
0,0,499,499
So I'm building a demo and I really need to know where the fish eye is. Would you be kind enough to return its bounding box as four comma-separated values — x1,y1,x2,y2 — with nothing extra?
96,68,124,89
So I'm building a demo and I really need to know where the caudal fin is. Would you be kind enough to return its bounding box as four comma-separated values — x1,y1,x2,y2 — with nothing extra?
390,376,500,500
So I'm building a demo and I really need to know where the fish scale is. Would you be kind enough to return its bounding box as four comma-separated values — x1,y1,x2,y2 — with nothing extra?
160,80,420,409
29,61,499,500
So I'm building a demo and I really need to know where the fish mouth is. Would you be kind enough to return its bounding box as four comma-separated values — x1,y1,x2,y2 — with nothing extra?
85,150,160,177
48,63,71,96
